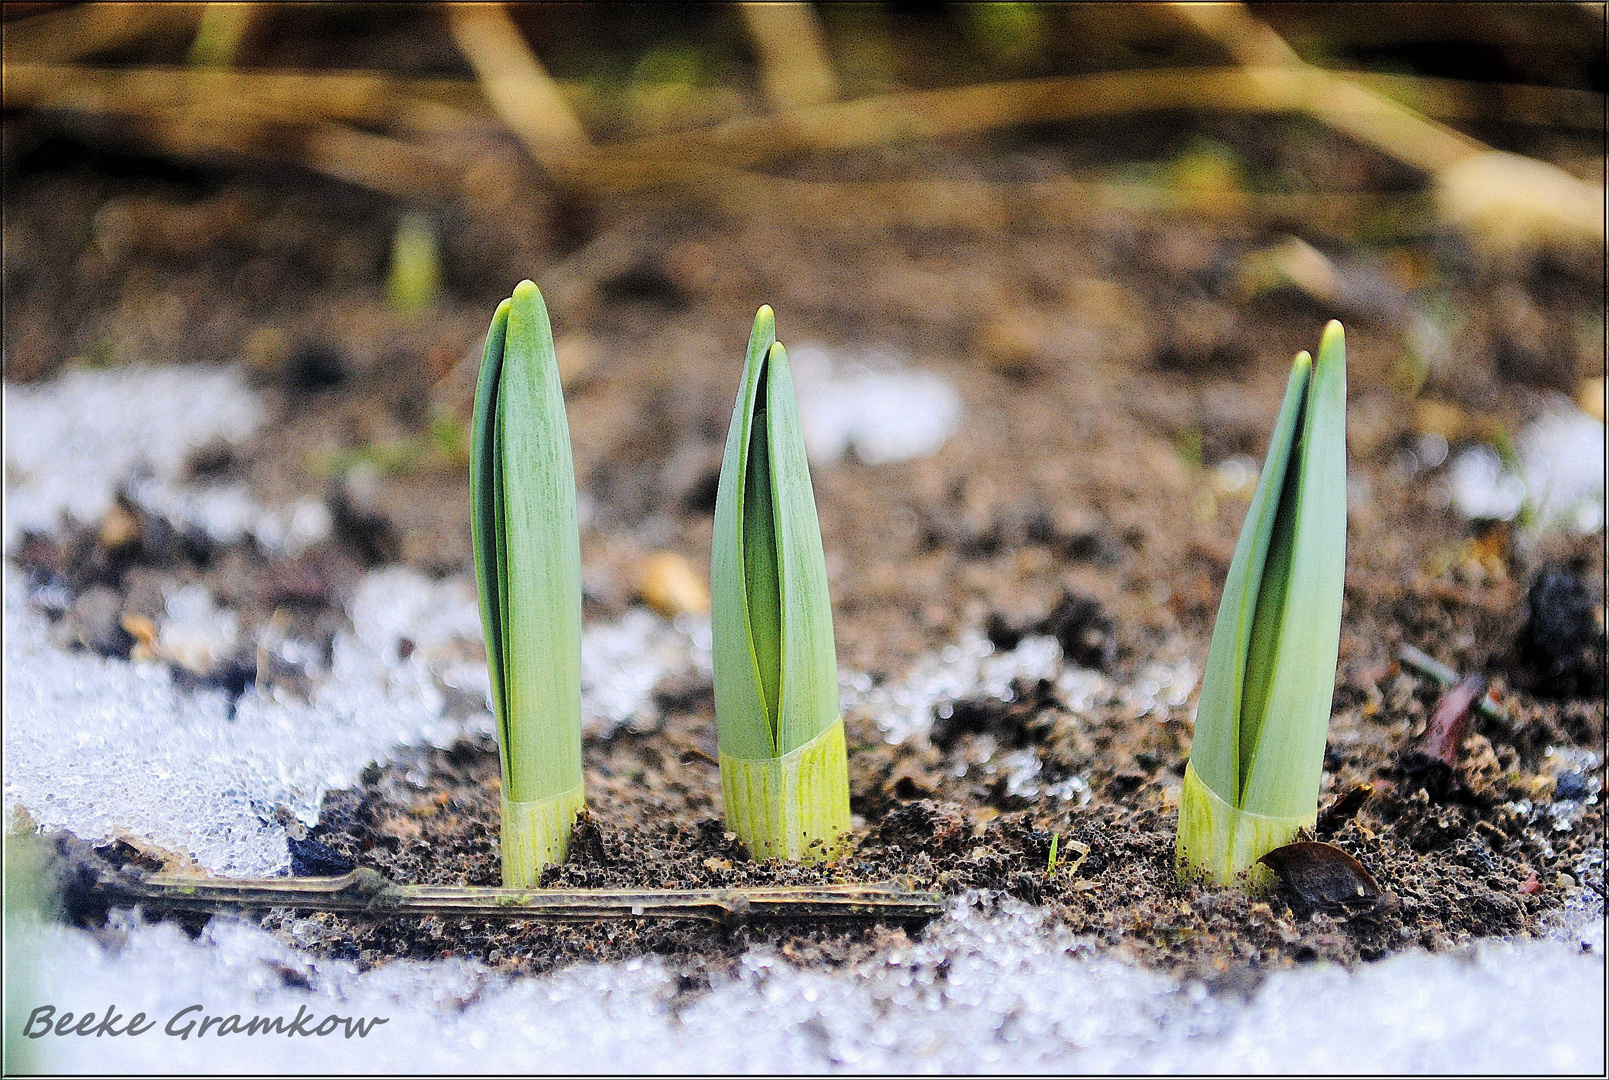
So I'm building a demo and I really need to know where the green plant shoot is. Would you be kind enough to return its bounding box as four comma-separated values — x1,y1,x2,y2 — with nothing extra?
711,306,851,862
385,212,442,314
471,280,584,886
1177,320,1348,888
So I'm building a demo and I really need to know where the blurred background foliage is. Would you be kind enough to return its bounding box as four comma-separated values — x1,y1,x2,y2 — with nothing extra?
2,1,1602,408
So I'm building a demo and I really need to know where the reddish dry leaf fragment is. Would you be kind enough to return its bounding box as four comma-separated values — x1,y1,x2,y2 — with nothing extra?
1258,841,1383,912
1519,871,1540,895
1418,673,1488,769
1397,672,1488,800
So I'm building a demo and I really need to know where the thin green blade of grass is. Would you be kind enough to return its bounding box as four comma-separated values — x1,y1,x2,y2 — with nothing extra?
384,212,441,314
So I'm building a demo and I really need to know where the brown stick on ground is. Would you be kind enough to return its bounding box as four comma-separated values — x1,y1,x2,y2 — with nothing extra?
2,2,203,65
1166,1,1603,250
7,63,1598,139
445,2,592,182
92,867,946,925
2,64,492,131
6,59,1599,207
738,1,840,111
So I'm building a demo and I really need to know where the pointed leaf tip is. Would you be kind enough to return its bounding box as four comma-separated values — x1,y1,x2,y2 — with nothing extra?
1319,320,1344,354
513,279,540,302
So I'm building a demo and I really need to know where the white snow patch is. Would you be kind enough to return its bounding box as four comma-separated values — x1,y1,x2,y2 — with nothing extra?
155,583,242,676
788,345,962,466
4,366,328,552
848,630,1193,748
3,563,713,874
348,567,713,738
1447,404,1604,533
3,563,467,875
1518,406,1605,534
581,607,711,736
8,892,1603,1074
1447,445,1527,522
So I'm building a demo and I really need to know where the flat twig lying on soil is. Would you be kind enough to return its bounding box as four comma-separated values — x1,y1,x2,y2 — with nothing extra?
4,63,488,133
1167,2,1602,249
8,62,1596,141
94,867,946,925
1167,2,1483,173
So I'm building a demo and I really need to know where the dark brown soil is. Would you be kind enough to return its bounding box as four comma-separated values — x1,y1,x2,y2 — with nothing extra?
5,4,1603,991
254,641,1601,983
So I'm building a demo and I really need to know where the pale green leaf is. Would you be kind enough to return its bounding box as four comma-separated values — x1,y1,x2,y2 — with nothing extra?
743,410,783,739
471,297,512,772
711,306,779,760
1238,320,1347,819
713,313,842,761
763,342,840,756
1237,431,1301,797
1188,351,1310,804
712,311,849,861
470,280,583,804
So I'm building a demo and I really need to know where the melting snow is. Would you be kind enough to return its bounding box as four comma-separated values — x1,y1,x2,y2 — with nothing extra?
1446,403,1604,534
788,345,962,466
3,562,709,874
7,892,1602,1073
4,363,1603,1073
4,364,328,553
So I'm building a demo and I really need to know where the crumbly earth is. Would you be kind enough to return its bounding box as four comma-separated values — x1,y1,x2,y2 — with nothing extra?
6,6,1604,990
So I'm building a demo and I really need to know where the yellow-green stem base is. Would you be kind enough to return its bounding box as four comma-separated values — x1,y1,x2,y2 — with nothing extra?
500,785,585,887
721,720,851,863
1175,761,1312,889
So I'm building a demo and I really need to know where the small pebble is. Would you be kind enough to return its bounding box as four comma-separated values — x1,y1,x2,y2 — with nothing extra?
287,835,355,877
1554,771,1589,800
636,552,710,618
99,503,142,550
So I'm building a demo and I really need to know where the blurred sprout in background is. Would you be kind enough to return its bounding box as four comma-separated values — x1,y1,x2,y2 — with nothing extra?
957,2,1047,68
385,212,443,315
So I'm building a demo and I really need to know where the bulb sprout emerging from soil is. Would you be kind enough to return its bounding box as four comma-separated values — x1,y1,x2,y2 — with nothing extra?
471,281,585,885
1177,321,1348,889
711,306,851,863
